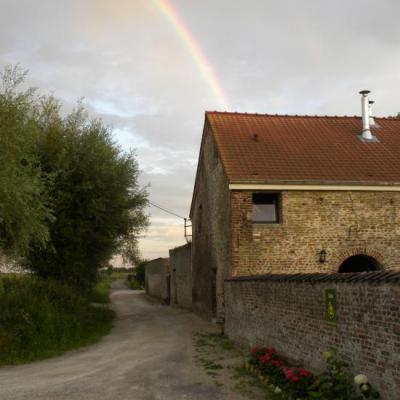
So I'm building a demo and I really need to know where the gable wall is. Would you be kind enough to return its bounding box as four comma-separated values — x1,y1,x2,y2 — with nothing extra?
231,190,400,275
169,243,192,309
145,258,170,303
191,123,231,322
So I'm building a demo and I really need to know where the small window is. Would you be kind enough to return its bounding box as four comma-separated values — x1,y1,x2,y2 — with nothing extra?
252,193,280,223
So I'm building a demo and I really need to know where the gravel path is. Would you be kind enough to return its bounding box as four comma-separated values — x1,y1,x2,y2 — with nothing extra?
0,283,250,400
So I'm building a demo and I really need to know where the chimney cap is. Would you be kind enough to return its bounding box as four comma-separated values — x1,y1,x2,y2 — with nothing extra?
359,90,371,95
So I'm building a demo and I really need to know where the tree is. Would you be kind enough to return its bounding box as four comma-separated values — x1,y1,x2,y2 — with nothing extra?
0,66,148,289
27,98,149,290
0,65,52,257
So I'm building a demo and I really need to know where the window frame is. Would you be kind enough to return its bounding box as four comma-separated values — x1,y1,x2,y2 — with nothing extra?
252,192,281,224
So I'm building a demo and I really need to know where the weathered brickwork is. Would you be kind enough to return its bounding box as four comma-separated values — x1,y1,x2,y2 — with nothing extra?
231,190,400,276
191,121,231,321
225,276,400,400
169,243,192,309
145,258,170,303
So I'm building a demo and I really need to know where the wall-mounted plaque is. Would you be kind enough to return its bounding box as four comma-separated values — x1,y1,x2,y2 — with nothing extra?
325,289,337,325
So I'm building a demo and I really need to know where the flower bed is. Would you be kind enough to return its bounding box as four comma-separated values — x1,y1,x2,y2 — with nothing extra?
246,347,380,399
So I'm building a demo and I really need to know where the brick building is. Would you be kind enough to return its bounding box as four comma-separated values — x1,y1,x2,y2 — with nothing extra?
190,93,400,321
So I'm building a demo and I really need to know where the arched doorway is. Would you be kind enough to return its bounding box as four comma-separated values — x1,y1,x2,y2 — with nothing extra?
338,255,381,273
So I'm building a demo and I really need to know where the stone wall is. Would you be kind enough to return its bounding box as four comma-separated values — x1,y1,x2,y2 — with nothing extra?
191,120,231,321
231,190,400,276
145,258,170,303
169,243,192,309
224,272,400,400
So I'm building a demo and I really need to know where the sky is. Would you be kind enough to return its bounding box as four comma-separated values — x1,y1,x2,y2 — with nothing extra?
1,0,400,262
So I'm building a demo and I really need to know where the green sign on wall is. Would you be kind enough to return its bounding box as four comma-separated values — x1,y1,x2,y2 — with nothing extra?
325,289,337,325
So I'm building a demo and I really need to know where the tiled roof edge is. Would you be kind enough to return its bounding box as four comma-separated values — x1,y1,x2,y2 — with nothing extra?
206,111,399,120
225,271,400,284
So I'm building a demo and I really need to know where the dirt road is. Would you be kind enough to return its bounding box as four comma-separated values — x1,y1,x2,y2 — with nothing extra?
0,283,250,400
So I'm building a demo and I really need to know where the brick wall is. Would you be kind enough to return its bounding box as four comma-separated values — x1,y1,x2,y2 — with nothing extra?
145,258,170,303
224,273,400,400
191,121,231,321
231,190,400,275
169,243,192,309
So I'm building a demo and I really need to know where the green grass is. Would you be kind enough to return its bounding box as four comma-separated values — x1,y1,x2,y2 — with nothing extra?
126,279,143,290
91,280,111,303
0,275,114,365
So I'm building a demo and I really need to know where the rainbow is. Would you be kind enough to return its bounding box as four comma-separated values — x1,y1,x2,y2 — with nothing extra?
154,0,229,110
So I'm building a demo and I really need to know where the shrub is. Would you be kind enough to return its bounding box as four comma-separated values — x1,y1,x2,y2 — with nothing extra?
133,260,147,287
247,346,380,399
0,275,114,365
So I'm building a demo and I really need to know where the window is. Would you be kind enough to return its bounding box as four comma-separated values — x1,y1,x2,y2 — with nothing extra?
252,193,280,223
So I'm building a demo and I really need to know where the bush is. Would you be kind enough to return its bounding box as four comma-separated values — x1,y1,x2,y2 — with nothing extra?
0,275,114,365
91,280,111,304
134,260,147,287
247,347,380,399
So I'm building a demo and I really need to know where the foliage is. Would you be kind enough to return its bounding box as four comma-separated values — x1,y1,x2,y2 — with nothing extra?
247,347,380,400
310,350,380,400
0,275,114,365
133,259,147,287
25,82,147,290
0,65,148,289
126,279,143,290
0,65,52,257
91,280,111,304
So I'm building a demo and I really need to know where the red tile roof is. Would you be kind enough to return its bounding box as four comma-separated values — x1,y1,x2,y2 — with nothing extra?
206,112,400,185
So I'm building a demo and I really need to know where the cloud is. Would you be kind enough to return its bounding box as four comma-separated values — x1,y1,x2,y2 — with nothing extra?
1,0,400,259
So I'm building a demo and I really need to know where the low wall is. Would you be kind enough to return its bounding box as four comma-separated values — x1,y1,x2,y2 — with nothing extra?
225,272,400,400
169,243,192,309
145,258,170,303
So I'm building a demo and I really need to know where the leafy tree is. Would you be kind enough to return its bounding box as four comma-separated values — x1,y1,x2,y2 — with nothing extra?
0,65,148,289
0,65,52,257
27,99,149,290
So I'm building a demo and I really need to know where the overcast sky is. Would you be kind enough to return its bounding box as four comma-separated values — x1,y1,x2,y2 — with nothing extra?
1,0,400,261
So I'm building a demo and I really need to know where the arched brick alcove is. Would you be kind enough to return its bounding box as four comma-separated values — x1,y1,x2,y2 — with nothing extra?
337,248,385,272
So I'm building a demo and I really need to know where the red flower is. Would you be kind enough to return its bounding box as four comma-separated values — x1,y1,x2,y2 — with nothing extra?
290,375,300,383
250,347,259,355
259,354,272,364
299,368,312,377
283,367,295,379
271,359,284,367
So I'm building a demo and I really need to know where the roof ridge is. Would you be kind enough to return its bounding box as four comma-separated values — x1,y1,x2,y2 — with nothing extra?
205,111,396,120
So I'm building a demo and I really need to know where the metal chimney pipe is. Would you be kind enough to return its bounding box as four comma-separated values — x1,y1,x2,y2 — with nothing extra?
369,100,376,127
360,90,373,140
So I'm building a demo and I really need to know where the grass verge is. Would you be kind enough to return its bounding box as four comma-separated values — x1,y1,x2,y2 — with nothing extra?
193,331,270,399
0,275,114,365
91,280,111,303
